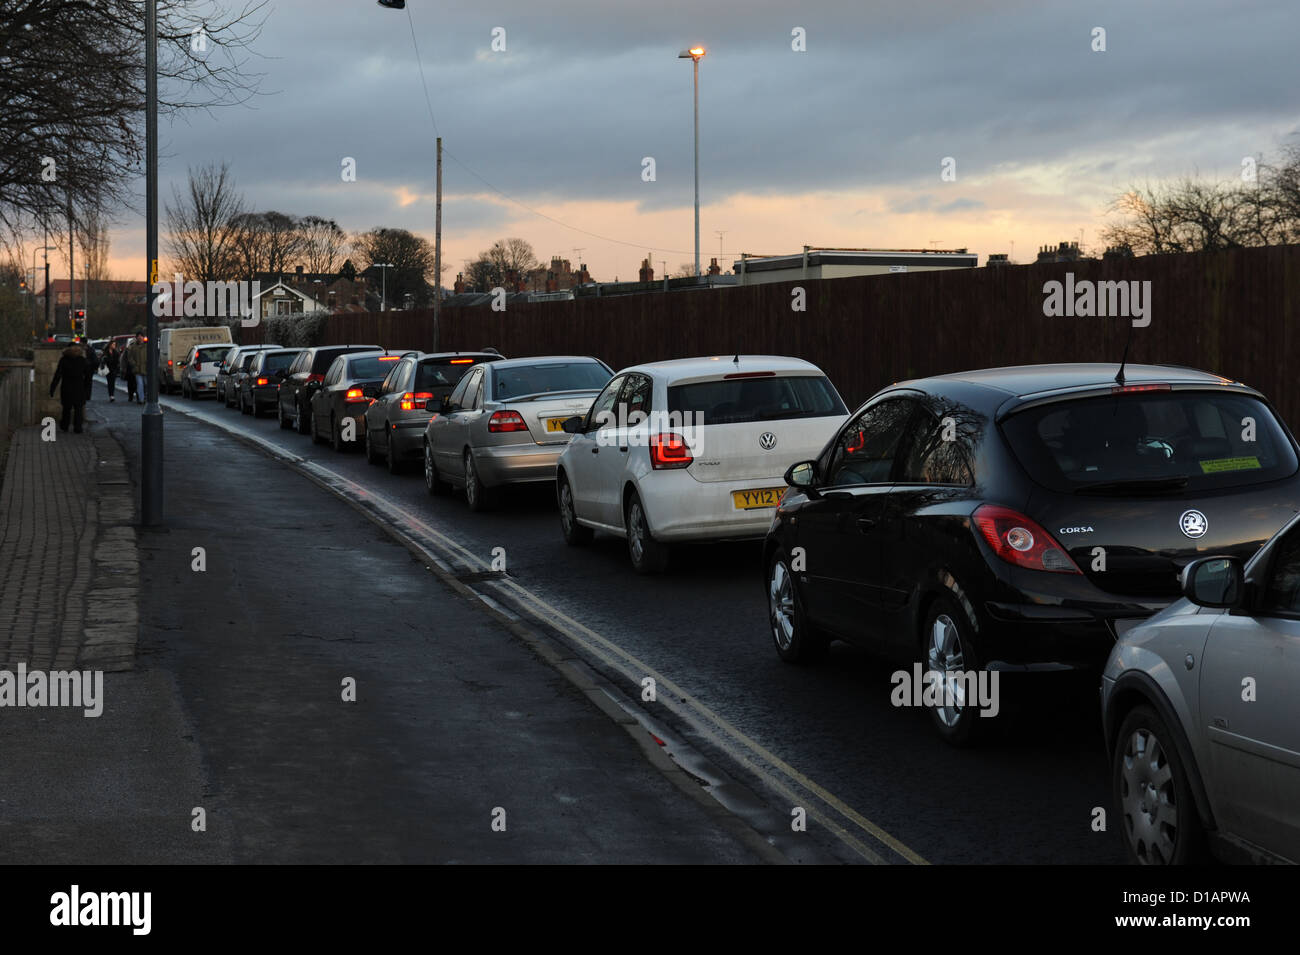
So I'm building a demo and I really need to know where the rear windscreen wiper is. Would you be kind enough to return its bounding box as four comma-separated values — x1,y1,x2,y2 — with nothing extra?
1074,476,1190,494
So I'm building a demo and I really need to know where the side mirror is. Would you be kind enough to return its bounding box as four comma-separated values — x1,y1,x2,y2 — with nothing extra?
441,395,455,413
1180,556,1244,609
784,460,819,493
561,416,584,434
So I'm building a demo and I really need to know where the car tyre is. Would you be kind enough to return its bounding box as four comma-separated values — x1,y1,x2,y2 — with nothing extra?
385,427,404,474
558,474,594,545
625,491,669,574
278,401,292,430
331,414,348,453
365,428,382,465
464,450,493,512
1113,705,1206,865
921,596,988,747
310,410,325,445
295,399,311,435
424,442,449,496
768,550,828,663
239,391,251,415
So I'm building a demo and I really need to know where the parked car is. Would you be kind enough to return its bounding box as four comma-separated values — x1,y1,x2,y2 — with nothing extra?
158,325,232,394
1103,513,1300,864
277,344,382,435
364,351,505,473
765,363,1300,745
216,343,281,403
223,349,266,409
307,351,401,451
179,343,232,399
556,356,848,574
423,356,613,511
238,348,302,416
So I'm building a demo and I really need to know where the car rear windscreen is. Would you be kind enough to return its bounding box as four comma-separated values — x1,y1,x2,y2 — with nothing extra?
492,361,610,400
1001,390,1299,492
195,346,228,362
416,358,487,392
347,356,400,379
260,352,298,373
667,375,847,425
311,348,376,374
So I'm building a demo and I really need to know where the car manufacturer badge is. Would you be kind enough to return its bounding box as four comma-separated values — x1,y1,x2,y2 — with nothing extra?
1179,509,1208,539
759,431,777,450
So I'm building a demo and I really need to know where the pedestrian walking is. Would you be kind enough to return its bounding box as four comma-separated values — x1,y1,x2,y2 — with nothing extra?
79,337,98,401
49,342,91,433
124,330,148,404
102,340,121,402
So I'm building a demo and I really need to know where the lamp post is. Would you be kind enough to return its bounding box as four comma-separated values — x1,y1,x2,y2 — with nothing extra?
375,263,393,311
678,45,705,277
31,245,51,338
142,0,163,526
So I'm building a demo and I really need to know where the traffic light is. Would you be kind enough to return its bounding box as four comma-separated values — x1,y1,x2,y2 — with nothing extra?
73,309,86,336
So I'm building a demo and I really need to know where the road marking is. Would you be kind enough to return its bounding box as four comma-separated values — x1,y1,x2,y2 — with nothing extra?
152,391,929,864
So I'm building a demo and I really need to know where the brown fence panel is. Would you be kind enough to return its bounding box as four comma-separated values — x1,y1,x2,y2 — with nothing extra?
304,245,1296,421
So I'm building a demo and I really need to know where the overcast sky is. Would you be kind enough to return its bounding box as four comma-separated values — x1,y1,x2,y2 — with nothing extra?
98,0,1299,283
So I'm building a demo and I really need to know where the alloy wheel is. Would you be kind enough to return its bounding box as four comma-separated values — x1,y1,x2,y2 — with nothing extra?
769,559,796,652
926,613,966,728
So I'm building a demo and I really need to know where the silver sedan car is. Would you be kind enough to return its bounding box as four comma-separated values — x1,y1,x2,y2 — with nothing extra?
423,356,612,511
1102,510,1300,864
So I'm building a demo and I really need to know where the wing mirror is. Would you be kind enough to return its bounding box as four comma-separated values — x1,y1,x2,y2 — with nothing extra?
784,460,820,495
1180,556,1245,609
561,416,585,434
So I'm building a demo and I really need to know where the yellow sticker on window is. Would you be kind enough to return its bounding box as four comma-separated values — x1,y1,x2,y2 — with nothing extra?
1200,456,1261,474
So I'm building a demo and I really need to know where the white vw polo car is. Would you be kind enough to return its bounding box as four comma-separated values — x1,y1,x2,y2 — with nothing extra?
555,356,849,573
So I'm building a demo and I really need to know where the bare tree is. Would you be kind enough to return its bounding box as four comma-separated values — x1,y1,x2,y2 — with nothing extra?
0,1,269,246
464,237,538,290
300,216,348,274
164,162,246,282
354,227,437,308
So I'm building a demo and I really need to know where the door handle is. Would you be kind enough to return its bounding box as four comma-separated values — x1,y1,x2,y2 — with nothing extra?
591,447,599,454
619,446,628,453
856,517,876,531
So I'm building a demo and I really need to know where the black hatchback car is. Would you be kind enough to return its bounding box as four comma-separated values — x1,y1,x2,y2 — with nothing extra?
765,363,1300,744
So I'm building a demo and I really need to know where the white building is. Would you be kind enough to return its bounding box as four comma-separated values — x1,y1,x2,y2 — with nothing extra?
734,247,978,285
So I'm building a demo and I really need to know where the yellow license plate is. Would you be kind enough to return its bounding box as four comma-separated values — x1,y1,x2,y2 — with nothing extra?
732,487,785,510
545,417,570,432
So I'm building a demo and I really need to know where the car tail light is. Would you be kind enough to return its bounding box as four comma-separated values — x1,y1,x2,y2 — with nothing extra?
1111,383,1170,394
256,377,269,386
650,432,693,469
723,370,775,379
167,359,173,366
449,358,474,364
400,392,434,411
194,361,202,371
345,387,368,403
488,410,528,432
307,373,325,383
972,504,1082,574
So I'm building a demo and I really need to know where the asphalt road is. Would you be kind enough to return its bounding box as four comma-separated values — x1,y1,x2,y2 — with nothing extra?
147,384,1125,864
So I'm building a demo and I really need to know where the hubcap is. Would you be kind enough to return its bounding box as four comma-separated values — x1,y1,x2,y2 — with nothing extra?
560,484,575,532
466,456,478,506
1120,727,1179,863
926,614,966,728
769,560,795,651
425,446,434,485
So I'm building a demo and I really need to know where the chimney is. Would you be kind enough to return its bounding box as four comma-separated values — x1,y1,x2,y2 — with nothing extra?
546,272,557,293
454,272,465,294
707,257,721,276
639,257,653,283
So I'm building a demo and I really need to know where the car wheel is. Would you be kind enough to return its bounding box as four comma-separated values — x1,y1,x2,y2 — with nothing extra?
385,427,404,474
295,400,311,435
625,491,669,574
464,450,493,512
278,401,292,430
365,428,381,465
922,597,988,746
331,415,347,452
1113,705,1206,864
310,410,325,445
558,474,593,545
424,442,449,496
768,550,827,663
239,391,251,415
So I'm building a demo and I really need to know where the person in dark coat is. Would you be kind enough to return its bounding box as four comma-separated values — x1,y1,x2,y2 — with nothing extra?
102,340,121,402
49,343,91,433
121,342,135,401
79,337,98,401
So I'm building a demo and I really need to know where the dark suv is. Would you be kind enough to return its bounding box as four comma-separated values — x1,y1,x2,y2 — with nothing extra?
765,363,1300,743
277,344,381,435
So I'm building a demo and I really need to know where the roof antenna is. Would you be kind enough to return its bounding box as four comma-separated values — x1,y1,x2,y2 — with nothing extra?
733,353,740,364
1114,317,1135,387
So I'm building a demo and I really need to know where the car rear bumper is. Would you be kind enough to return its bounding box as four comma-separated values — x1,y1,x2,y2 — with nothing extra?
475,444,566,485
390,418,433,460
638,472,782,542
977,597,1167,670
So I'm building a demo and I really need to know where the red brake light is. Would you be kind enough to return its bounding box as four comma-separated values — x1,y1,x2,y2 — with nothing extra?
650,432,693,469
193,361,202,371
379,356,400,361
972,504,1082,574
401,392,434,411
488,410,528,433
307,373,325,383
449,358,474,364
722,370,775,379
256,377,269,386
345,387,367,402
1111,383,1171,394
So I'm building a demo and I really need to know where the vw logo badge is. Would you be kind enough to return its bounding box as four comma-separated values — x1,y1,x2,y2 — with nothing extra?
759,431,777,450
1179,509,1208,539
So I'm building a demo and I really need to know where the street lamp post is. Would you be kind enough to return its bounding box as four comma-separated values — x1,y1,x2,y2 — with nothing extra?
678,46,705,277
376,263,393,311
142,0,164,526
31,245,51,338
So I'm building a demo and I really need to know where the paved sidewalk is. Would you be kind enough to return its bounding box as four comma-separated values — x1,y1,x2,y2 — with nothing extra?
0,383,771,864
0,414,137,672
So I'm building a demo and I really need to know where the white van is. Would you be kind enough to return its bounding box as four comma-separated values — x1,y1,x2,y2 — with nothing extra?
158,326,233,393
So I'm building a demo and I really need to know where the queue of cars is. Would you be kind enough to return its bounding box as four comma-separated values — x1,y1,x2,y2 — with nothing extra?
192,342,1300,864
